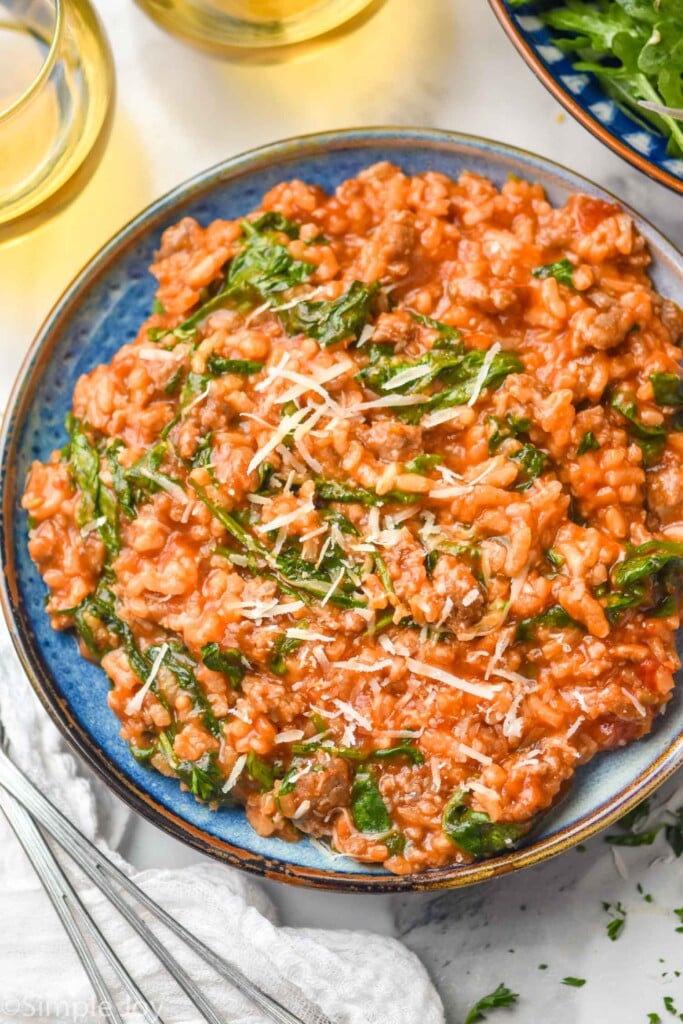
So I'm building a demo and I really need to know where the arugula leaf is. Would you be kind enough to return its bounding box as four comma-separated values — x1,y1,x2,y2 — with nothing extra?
248,211,301,237
532,258,576,289
611,391,667,465
65,415,100,528
516,605,582,641
64,419,125,557
488,413,532,454
314,478,419,506
541,0,683,158
357,337,466,394
409,311,462,343
651,372,683,407
606,827,663,846
612,540,683,590
279,281,379,348
155,733,227,802
106,440,136,520
619,797,650,831
125,442,178,500
351,769,393,832
442,791,527,858
320,508,360,535
509,443,548,490
400,350,524,424
292,740,424,766
206,355,264,376
404,453,444,474
200,642,249,690
246,751,275,792
370,742,424,765
152,217,313,343
150,643,222,738
268,632,304,676
464,984,519,1024
175,751,226,802
577,431,601,455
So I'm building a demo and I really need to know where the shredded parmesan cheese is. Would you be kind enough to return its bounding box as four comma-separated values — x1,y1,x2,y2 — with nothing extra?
222,753,247,793
467,342,501,407
127,643,169,713
406,658,499,700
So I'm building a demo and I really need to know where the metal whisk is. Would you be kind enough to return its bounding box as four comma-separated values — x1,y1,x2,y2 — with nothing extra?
0,732,334,1024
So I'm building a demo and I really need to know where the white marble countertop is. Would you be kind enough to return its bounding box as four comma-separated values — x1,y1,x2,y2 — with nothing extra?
1,1,682,1019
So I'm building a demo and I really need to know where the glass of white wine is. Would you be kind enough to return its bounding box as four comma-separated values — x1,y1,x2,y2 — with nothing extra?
0,0,114,240
134,0,382,55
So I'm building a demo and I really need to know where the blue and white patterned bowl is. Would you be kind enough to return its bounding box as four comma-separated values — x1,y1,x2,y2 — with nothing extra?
1,128,682,891
489,0,683,195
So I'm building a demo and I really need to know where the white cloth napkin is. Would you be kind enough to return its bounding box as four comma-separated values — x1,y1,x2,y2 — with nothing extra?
0,628,445,1024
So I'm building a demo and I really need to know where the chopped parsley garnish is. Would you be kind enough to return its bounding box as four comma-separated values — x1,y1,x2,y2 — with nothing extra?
611,391,667,466
603,900,627,941
532,258,575,289
463,983,519,1024
561,977,586,988
665,806,683,858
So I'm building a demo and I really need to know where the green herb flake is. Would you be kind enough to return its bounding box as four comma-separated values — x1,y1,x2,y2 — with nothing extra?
463,983,519,1024
532,258,575,289
561,977,586,988
665,807,683,858
577,431,600,455
604,901,627,941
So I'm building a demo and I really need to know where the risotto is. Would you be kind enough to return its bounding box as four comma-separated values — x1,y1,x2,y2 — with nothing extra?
23,164,683,874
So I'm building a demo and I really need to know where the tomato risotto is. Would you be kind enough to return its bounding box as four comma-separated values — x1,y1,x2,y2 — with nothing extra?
23,164,683,873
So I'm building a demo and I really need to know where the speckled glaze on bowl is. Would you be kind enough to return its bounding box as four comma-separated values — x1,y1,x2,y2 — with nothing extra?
2,128,682,892
489,0,683,196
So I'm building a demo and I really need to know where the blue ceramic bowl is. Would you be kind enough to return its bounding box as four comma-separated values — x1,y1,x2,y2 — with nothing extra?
2,128,682,891
489,0,683,196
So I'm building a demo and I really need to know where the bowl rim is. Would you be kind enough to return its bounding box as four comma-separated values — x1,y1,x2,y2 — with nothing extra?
487,0,683,197
2,125,683,892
